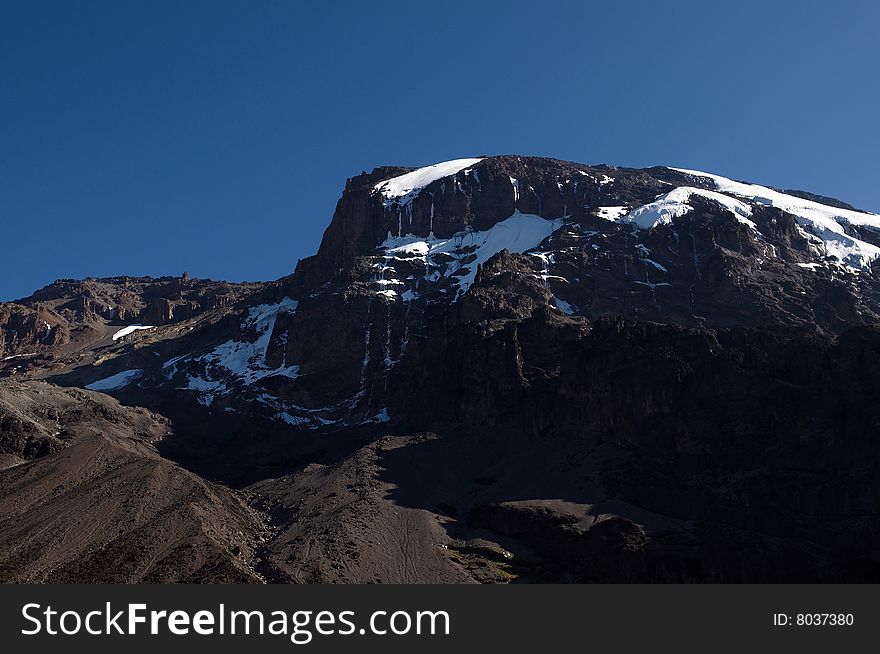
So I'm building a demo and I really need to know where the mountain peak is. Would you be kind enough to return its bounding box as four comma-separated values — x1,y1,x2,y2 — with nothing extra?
4,155,880,583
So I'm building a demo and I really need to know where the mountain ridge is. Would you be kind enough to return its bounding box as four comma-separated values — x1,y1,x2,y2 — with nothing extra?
2,155,879,582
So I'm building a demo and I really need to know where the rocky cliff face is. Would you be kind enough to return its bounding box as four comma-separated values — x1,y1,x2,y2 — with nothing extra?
4,155,880,582
254,156,880,430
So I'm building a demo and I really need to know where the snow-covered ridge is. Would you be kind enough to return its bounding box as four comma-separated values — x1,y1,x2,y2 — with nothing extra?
671,167,880,269
374,158,484,206
617,187,756,231
671,167,878,225
378,211,565,298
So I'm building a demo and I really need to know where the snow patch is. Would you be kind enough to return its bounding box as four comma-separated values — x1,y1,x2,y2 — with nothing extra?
197,297,299,384
162,353,190,370
2,352,37,361
182,298,298,404
374,158,484,206
596,206,629,221
671,167,880,269
553,297,576,315
112,325,154,341
86,369,143,391
380,211,565,296
364,408,391,424
620,187,754,230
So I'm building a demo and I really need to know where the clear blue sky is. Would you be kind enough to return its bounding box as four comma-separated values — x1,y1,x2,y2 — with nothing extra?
2,0,878,300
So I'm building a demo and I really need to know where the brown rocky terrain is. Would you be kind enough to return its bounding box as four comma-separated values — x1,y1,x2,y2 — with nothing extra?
2,155,879,582
0,381,264,582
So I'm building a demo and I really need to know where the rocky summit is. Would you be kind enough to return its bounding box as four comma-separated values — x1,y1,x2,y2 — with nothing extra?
2,155,880,583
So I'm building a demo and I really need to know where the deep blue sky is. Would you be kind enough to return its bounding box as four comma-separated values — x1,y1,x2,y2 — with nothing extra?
2,1,878,300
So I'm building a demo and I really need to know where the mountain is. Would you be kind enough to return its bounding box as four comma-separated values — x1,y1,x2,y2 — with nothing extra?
2,155,880,582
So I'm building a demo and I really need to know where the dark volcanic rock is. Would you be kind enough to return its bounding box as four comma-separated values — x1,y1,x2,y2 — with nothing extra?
7,154,880,583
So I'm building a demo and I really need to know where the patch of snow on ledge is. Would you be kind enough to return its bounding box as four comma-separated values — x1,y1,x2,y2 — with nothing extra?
86,369,143,391
381,211,564,294
198,297,299,385
181,297,299,405
374,158,484,205
553,297,576,315
2,352,37,361
620,187,755,230
112,325,154,340
596,206,629,221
